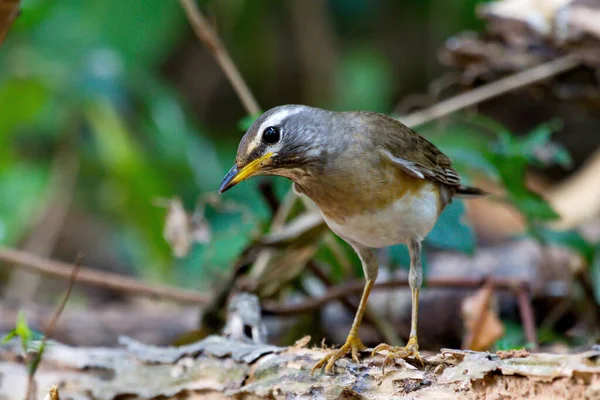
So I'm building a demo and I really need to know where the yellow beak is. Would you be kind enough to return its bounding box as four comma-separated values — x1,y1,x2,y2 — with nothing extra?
219,152,274,193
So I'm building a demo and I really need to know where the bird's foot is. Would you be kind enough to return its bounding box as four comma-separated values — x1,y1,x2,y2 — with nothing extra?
311,334,366,375
371,336,423,373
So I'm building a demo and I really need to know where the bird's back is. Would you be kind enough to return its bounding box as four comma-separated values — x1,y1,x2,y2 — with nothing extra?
291,112,447,247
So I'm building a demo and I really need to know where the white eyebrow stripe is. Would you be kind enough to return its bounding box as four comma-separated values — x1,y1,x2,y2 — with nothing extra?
258,107,304,133
245,107,305,155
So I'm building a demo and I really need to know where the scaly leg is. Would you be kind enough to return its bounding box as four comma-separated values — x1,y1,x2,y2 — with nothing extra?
372,239,423,367
312,245,378,374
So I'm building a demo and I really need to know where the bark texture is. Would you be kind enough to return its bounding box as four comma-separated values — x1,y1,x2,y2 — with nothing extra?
1,336,599,399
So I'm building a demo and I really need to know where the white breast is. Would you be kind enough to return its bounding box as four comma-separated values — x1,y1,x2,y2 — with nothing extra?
321,182,440,248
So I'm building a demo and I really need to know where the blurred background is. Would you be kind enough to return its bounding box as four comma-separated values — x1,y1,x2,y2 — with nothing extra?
1,0,599,353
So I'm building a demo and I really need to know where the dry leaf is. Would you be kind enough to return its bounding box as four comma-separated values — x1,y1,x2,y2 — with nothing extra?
43,385,60,400
568,6,600,39
155,197,211,258
461,284,505,351
480,0,572,36
290,335,311,350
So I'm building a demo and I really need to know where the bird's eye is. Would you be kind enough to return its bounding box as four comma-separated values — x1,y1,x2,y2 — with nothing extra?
262,126,281,145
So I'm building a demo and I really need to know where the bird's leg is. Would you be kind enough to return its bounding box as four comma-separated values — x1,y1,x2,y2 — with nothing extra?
372,239,423,367
312,246,377,374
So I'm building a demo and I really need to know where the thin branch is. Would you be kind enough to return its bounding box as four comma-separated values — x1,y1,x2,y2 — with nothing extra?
25,254,82,400
0,0,20,46
179,0,261,115
516,285,538,350
258,180,280,216
43,253,82,339
0,246,532,319
0,247,210,304
6,134,80,302
398,55,580,128
263,277,528,316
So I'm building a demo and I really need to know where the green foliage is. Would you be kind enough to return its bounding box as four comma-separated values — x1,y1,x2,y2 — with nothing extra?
419,118,568,254
0,0,244,284
315,234,363,281
333,48,394,113
493,120,572,168
1,311,44,354
1,312,48,377
529,226,595,264
491,121,571,221
0,164,49,244
537,326,569,346
0,0,594,307
388,244,429,279
591,244,600,304
428,200,476,253
421,120,499,181
494,321,530,351
237,113,263,132
486,121,572,222
425,117,574,223
495,155,560,220
419,117,596,275
387,182,474,272
178,205,261,289
0,78,49,141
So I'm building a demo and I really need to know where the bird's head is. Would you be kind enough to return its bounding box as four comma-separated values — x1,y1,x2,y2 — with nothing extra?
219,105,329,193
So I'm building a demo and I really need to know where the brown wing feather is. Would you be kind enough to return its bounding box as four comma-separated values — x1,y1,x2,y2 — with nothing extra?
356,112,462,186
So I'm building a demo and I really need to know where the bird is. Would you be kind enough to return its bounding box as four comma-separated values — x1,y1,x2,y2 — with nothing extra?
219,105,486,374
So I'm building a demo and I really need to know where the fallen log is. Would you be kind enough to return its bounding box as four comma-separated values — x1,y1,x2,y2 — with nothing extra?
1,335,599,399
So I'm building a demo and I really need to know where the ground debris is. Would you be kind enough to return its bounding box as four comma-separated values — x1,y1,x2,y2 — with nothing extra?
1,338,600,399
441,0,600,79
43,385,60,400
497,348,530,359
442,347,600,383
119,334,282,364
155,197,211,258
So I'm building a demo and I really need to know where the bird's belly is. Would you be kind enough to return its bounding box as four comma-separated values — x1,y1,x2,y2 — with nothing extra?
321,183,440,248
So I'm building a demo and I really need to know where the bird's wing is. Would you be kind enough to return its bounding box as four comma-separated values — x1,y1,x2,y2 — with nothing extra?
371,114,462,186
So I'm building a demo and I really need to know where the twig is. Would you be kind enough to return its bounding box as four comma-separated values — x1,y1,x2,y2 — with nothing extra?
179,0,260,115
287,0,337,105
258,180,280,216
25,254,82,400
0,247,210,304
516,284,538,350
264,277,529,316
322,234,353,277
247,190,300,282
6,135,80,302
42,253,82,339
23,379,35,400
0,246,533,315
398,55,580,128
0,0,20,46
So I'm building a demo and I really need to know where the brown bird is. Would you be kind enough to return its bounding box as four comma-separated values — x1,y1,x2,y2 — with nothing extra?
219,105,486,373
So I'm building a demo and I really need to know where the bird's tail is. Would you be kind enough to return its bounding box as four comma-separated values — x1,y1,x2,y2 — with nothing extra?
455,185,489,198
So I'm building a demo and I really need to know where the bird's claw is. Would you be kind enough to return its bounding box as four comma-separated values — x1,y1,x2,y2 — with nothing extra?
311,334,366,375
371,336,423,373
